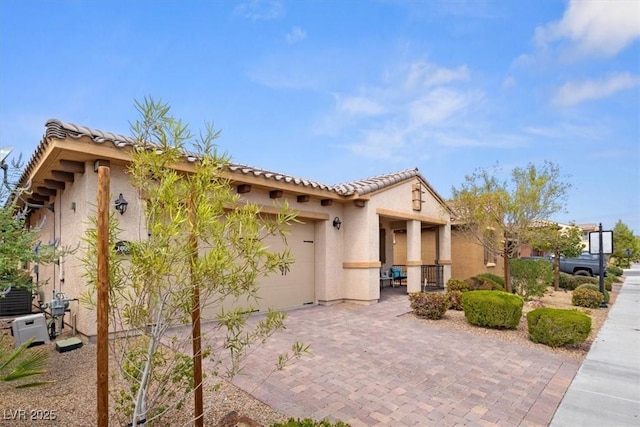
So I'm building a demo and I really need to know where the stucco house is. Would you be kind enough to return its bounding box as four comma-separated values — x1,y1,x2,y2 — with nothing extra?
15,119,453,338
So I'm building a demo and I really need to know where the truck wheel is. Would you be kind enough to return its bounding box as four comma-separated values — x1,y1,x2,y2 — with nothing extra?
574,270,591,277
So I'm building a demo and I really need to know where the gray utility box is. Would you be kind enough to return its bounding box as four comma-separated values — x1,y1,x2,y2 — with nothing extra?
12,313,50,347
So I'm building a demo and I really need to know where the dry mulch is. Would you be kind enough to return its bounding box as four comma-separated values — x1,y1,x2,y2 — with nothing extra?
0,282,621,426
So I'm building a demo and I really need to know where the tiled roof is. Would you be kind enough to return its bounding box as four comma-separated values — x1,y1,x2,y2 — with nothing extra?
28,119,440,200
333,168,421,196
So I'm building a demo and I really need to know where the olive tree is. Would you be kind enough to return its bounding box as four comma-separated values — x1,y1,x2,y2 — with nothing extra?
527,222,583,291
451,162,571,292
82,98,306,426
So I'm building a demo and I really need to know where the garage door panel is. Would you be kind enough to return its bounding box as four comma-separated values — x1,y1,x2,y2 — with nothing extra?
256,222,315,311
202,220,315,318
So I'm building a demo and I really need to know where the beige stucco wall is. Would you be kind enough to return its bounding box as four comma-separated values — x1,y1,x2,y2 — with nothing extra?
26,151,452,336
450,227,504,280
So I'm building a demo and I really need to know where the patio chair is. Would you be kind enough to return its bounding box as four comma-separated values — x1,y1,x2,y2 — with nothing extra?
380,269,393,289
390,266,407,287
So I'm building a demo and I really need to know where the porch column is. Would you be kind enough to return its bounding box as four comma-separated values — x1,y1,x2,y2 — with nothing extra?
438,223,452,288
406,219,422,293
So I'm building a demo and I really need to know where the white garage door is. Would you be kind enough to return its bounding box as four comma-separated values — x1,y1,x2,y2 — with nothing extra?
255,220,315,311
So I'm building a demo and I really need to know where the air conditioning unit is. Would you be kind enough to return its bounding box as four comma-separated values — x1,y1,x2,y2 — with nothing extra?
12,313,50,347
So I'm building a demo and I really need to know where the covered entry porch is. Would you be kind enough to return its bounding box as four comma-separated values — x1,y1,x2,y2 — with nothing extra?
378,210,451,294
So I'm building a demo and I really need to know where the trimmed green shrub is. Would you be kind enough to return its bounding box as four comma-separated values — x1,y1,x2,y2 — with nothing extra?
510,258,552,300
446,279,469,292
271,418,350,427
604,275,616,289
476,273,505,289
462,291,524,329
576,283,609,303
465,276,503,291
447,290,464,311
409,292,449,319
572,287,603,308
527,308,592,347
607,266,623,277
446,279,468,311
559,273,597,291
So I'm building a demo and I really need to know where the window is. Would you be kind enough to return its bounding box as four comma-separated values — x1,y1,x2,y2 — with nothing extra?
483,228,498,265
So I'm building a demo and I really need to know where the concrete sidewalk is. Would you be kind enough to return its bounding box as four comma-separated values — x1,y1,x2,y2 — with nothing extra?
551,264,640,426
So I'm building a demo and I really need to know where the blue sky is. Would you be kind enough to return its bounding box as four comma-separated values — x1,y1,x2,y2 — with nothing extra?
1,0,639,233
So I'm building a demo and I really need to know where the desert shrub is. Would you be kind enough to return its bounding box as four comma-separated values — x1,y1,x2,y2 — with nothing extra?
465,276,502,291
527,308,592,347
271,418,350,427
604,275,616,289
576,284,609,303
447,290,464,311
510,258,552,300
409,292,449,320
446,279,469,292
462,291,524,329
475,273,505,289
559,273,597,291
572,287,603,308
607,266,623,277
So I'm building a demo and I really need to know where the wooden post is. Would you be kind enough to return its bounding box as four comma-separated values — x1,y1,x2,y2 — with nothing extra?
96,166,110,427
188,195,204,427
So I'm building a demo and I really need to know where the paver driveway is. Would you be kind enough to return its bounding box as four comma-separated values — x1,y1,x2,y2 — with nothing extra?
198,290,580,426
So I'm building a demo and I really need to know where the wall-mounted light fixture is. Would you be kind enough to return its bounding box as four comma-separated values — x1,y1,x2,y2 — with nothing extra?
114,193,128,215
332,217,342,230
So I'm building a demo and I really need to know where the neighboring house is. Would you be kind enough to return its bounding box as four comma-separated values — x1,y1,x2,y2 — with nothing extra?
577,223,598,251
16,119,452,338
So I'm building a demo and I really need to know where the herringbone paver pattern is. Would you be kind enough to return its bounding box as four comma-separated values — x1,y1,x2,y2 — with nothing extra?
199,291,580,426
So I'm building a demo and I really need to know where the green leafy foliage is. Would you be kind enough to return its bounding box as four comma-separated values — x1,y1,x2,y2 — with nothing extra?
527,308,591,347
447,290,464,311
451,161,571,292
571,287,603,308
0,335,50,389
575,284,609,303
475,273,505,288
559,272,595,291
462,291,524,329
465,276,503,291
409,292,449,320
612,220,639,268
509,258,552,300
81,98,305,425
446,279,469,292
445,279,468,310
607,266,623,277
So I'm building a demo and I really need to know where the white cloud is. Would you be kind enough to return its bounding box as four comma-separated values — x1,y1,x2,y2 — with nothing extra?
409,88,478,127
315,60,490,161
552,73,640,107
405,61,470,89
349,126,407,161
336,95,385,116
501,76,516,90
286,26,306,44
535,0,640,57
234,0,284,21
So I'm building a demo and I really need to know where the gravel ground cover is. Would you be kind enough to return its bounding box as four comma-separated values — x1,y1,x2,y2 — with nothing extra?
0,283,620,426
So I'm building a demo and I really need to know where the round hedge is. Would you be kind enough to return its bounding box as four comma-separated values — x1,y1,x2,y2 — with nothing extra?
575,283,609,303
446,279,469,292
527,308,592,347
462,291,524,329
572,287,603,308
